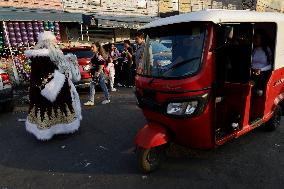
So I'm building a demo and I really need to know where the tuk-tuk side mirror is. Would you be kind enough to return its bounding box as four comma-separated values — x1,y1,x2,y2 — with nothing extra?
225,26,234,40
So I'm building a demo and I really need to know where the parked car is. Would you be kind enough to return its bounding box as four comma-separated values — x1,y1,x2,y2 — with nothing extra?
62,46,93,88
0,69,13,112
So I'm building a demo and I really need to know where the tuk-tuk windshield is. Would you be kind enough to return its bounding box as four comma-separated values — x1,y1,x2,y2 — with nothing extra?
139,23,206,78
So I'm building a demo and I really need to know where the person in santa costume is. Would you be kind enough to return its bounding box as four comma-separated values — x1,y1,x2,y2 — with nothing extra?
24,31,82,140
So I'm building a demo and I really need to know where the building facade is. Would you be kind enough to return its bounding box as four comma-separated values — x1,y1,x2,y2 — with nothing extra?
1,0,284,43
60,0,160,42
159,0,244,17
256,0,284,12
0,0,63,11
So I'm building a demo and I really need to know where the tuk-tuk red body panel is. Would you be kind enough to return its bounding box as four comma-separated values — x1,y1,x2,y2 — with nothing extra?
135,123,169,148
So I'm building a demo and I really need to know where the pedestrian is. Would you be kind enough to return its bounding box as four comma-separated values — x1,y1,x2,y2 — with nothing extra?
134,32,145,74
24,31,82,140
106,43,119,92
84,42,110,106
121,40,134,87
251,30,273,96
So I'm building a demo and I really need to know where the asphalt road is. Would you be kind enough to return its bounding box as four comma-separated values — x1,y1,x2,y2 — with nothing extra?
0,88,284,189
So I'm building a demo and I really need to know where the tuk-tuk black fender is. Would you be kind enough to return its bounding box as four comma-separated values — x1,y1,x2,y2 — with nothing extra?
135,122,169,149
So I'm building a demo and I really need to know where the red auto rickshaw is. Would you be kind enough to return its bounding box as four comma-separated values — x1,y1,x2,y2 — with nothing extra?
134,9,284,173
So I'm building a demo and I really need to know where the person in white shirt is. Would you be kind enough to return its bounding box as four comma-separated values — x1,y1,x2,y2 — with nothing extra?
251,30,273,95
106,43,120,92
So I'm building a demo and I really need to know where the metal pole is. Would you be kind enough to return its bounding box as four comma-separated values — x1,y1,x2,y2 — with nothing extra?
86,26,89,42
80,23,83,41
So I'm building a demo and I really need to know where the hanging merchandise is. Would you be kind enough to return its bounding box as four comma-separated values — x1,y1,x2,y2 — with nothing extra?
19,22,25,30
44,21,49,31
2,21,20,84
3,29,8,47
0,49,10,70
33,21,40,41
0,25,4,53
0,31,3,50
38,22,44,33
54,22,61,42
14,22,20,32
54,22,60,31
7,23,14,32
20,22,28,46
48,21,55,33
2,21,62,49
26,22,32,32
0,57,15,84
7,22,17,48
23,59,31,74
25,22,34,46
14,22,22,46
13,53,31,82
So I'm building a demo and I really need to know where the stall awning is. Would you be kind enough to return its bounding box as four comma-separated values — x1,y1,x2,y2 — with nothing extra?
0,7,83,23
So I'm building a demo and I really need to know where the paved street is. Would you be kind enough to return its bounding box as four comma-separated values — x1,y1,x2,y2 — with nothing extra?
1,88,284,189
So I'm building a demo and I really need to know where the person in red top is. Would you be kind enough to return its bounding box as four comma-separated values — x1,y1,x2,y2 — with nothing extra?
84,42,110,106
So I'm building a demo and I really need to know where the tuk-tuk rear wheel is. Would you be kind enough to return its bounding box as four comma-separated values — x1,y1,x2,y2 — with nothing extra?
265,105,282,131
137,146,161,173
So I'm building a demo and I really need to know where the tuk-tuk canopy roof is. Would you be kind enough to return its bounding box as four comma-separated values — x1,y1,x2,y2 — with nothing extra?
141,9,284,29
141,9,284,70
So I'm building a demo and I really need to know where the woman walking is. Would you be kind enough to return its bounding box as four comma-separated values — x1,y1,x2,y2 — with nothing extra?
84,42,110,106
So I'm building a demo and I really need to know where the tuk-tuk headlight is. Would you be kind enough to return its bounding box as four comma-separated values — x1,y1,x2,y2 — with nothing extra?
167,101,198,115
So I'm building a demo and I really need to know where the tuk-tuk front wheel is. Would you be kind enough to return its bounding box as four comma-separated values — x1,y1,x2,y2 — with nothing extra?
265,105,282,131
137,146,161,173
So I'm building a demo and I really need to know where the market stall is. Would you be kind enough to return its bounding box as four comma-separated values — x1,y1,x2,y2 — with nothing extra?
0,10,82,85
